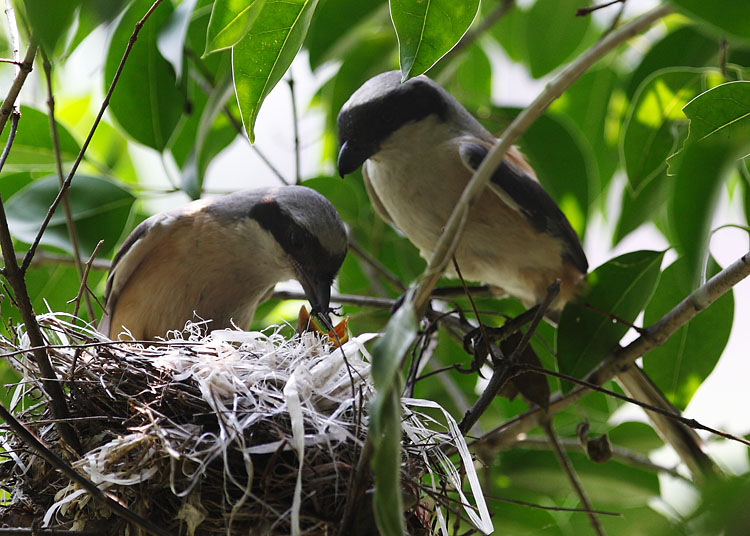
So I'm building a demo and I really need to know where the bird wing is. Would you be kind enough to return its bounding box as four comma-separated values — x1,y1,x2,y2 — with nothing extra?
458,139,588,274
99,213,177,335
362,162,397,227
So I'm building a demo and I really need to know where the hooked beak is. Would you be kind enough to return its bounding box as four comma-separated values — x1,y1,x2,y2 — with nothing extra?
296,267,333,326
337,140,379,177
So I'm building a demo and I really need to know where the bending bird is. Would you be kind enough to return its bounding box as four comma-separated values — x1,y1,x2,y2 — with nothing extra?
99,186,347,340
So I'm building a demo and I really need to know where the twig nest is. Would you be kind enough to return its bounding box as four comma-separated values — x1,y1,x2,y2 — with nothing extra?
0,313,489,535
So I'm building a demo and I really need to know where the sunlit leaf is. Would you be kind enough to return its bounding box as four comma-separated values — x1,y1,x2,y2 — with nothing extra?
204,0,266,55
626,25,720,98
390,0,480,80
557,250,665,390
668,81,750,282
105,0,185,150
621,68,712,194
232,0,319,142
643,257,733,410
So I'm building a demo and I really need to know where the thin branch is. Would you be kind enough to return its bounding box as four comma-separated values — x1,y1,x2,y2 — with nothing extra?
41,53,96,320
542,420,605,536
21,0,166,273
0,112,80,452
15,251,111,271
409,4,673,314
287,73,301,184
577,0,625,17
458,282,558,434
0,57,22,65
473,250,750,451
0,42,36,136
348,236,406,292
0,403,171,536
69,240,104,319
511,435,690,482
272,289,394,309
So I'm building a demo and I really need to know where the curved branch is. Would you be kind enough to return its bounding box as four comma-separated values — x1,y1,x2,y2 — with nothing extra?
474,250,750,452
409,3,673,313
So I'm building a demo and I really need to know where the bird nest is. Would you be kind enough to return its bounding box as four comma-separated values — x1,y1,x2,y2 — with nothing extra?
0,313,490,535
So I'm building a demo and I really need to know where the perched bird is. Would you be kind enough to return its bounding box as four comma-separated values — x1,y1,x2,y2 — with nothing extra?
99,186,347,340
337,70,587,314
337,72,718,480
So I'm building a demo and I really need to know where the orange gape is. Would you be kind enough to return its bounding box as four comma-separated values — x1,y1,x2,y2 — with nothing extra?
297,306,349,346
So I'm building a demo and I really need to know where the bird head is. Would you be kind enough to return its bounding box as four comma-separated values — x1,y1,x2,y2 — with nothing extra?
336,71,453,177
245,186,348,325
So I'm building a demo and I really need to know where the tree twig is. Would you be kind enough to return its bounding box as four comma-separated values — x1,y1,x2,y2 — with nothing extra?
287,73,301,184
577,0,625,17
409,4,673,314
473,250,750,451
542,420,605,536
0,41,36,135
0,111,80,452
458,281,558,434
510,434,690,482
69,240,104,319
21,0,166,273
0,403,171,536
41,53,96,320
348,236,406,292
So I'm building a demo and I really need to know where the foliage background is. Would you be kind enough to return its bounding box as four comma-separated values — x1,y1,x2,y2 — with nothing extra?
1,0,749,534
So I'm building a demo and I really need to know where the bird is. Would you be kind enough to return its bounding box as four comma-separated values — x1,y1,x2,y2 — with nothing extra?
336,70,588,315
99,185,348,340
337,71,719,480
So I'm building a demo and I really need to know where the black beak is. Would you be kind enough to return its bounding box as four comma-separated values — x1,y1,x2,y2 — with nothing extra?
297,269,333,325
337,140,378,177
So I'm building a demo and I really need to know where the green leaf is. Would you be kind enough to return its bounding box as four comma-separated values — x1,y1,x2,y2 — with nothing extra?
486,108,593,237
180,74,237,198
551,66,621,194
204,0,266,55
305,0,383,70
0,105,80,172
489,2,527,64
369,305,417,536
613,169,670,245
670,0,750,43
157,0,198,78
390,0,480,80
557,250,665,389
232,0,319,143
626,25,720,99
668,81,750,282
443,43,492,114
22,0,79,56
642,257,733,410
105,0,185,150
608,421,664,454
525,0,590,79
621,68,713,194
5,175,135,257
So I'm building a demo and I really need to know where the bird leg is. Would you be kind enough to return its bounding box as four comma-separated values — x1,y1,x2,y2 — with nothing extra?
462,305,540,370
